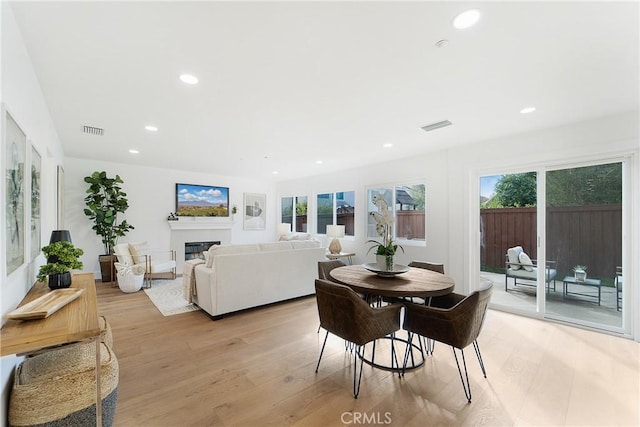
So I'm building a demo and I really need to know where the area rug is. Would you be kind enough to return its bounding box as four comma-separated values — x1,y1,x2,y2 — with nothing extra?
143,278,200,316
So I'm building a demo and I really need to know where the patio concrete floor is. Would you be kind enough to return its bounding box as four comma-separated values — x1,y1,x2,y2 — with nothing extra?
481,272,622,329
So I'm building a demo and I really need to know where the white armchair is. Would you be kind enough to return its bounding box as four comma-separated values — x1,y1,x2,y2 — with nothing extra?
114,241,176,288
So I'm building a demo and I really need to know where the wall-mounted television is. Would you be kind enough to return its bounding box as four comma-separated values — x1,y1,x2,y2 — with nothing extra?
176,183,229,217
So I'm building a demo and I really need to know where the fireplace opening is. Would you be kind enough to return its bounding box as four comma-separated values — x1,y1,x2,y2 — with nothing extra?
185,241,221,261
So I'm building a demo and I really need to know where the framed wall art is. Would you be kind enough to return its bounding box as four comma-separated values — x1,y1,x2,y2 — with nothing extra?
243,193,266,230
57,165,65,229
30,145,42,260
5,109,26,275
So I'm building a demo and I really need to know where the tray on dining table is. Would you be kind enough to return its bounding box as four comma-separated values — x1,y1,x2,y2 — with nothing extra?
362,263,410,277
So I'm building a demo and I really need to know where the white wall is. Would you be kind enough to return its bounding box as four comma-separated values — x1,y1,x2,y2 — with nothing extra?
277,110,640,337
276,149,453,282
1,3,66,424
64,157,277,277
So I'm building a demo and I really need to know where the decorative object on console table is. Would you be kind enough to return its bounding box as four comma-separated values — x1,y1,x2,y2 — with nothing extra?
244,193,266,230
37,240,83,290
573,265,587,282
326,224,345,254
83,171,135,282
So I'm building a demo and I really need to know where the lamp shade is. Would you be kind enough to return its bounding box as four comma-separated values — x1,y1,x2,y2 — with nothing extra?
326,225,345,238
277,223,292,235
49,230,72,243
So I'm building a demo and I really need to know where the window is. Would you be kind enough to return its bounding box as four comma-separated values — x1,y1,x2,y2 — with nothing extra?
367,184,425,242
281,196,308,232
317,191,355,236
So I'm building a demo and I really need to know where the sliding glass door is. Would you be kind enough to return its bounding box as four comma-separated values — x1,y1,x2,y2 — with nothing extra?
545,162,623,329
480,172,539,315
479,160,625,332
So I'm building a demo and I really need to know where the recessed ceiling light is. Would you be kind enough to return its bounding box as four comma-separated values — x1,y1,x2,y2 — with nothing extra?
383,143,393,148
179,74,199,85
520,106,536,114
145,125,158,132
129,149,139,154
315,160,323,164
453,9,481,29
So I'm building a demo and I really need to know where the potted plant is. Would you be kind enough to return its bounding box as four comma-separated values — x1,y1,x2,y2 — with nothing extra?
573,265,587,281
37,241,84,289
367,193,404,271
83,171,134,281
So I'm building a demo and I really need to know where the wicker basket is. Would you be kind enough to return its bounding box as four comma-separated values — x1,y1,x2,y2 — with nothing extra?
9,341,118,426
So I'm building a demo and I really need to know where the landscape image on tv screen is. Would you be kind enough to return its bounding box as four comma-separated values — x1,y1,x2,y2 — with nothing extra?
176,183,229,217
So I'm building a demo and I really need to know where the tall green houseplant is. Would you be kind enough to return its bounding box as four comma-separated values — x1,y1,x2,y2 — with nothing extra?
84,171,134,254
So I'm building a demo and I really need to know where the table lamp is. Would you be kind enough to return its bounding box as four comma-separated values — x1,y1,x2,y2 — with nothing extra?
277,223,291,240
326,225,345,254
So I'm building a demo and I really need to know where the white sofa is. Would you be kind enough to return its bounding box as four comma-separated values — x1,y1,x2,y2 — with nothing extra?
191,240,326,318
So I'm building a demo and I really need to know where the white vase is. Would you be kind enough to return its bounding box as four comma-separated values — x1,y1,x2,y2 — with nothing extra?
376,254,394,271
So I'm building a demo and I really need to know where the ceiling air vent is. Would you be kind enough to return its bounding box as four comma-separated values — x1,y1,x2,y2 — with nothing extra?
82,125,104,136
421,120,452,133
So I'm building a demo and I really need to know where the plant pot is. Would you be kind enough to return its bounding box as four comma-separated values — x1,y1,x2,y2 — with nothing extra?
99,254,117,282
376,254,394,271
48,271,71,290
574,270,587,282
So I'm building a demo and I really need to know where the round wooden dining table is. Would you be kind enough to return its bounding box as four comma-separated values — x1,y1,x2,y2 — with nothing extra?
329,264,455,299
329,264,456,372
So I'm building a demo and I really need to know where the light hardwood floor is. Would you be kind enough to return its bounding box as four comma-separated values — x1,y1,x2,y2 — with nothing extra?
96,282,639,426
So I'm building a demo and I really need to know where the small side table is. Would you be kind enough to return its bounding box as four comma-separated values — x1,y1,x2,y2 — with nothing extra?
562,276,602,305
326,252,355,265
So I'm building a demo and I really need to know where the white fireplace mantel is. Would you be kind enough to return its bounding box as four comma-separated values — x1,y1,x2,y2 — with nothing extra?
167,220,234,231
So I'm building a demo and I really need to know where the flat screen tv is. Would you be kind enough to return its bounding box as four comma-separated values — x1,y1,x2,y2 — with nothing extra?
176,183,229,217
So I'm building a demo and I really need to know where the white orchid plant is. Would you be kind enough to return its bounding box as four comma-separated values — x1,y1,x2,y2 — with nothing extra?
366,193,404,257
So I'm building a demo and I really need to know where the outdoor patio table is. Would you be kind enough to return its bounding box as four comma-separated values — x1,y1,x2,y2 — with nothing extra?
562,275,602,305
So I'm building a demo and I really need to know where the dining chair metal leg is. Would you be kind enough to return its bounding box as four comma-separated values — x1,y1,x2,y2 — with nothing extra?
452,346,472,403
354,344,366,398
473,340,487,378
315,331,330,373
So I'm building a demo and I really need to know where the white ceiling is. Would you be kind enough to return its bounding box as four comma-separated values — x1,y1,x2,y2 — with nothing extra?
9,1,639,181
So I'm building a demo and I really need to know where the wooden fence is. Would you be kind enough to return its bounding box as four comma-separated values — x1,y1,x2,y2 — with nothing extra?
481,205,622,279
396,211,425,240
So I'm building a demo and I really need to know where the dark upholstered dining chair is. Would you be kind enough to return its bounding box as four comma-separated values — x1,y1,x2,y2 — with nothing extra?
318,259,346,282
314,279,402,398
316,260,347,333
408,261,445,274
402,282,493,402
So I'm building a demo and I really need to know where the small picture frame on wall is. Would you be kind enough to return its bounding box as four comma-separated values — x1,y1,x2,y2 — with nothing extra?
243,193,266,230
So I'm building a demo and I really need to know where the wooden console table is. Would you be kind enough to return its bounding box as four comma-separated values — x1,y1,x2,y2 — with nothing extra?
1,273,102,425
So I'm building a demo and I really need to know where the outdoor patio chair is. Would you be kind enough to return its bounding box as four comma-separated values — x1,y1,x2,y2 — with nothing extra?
504,246,556,292
615,266,622,311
